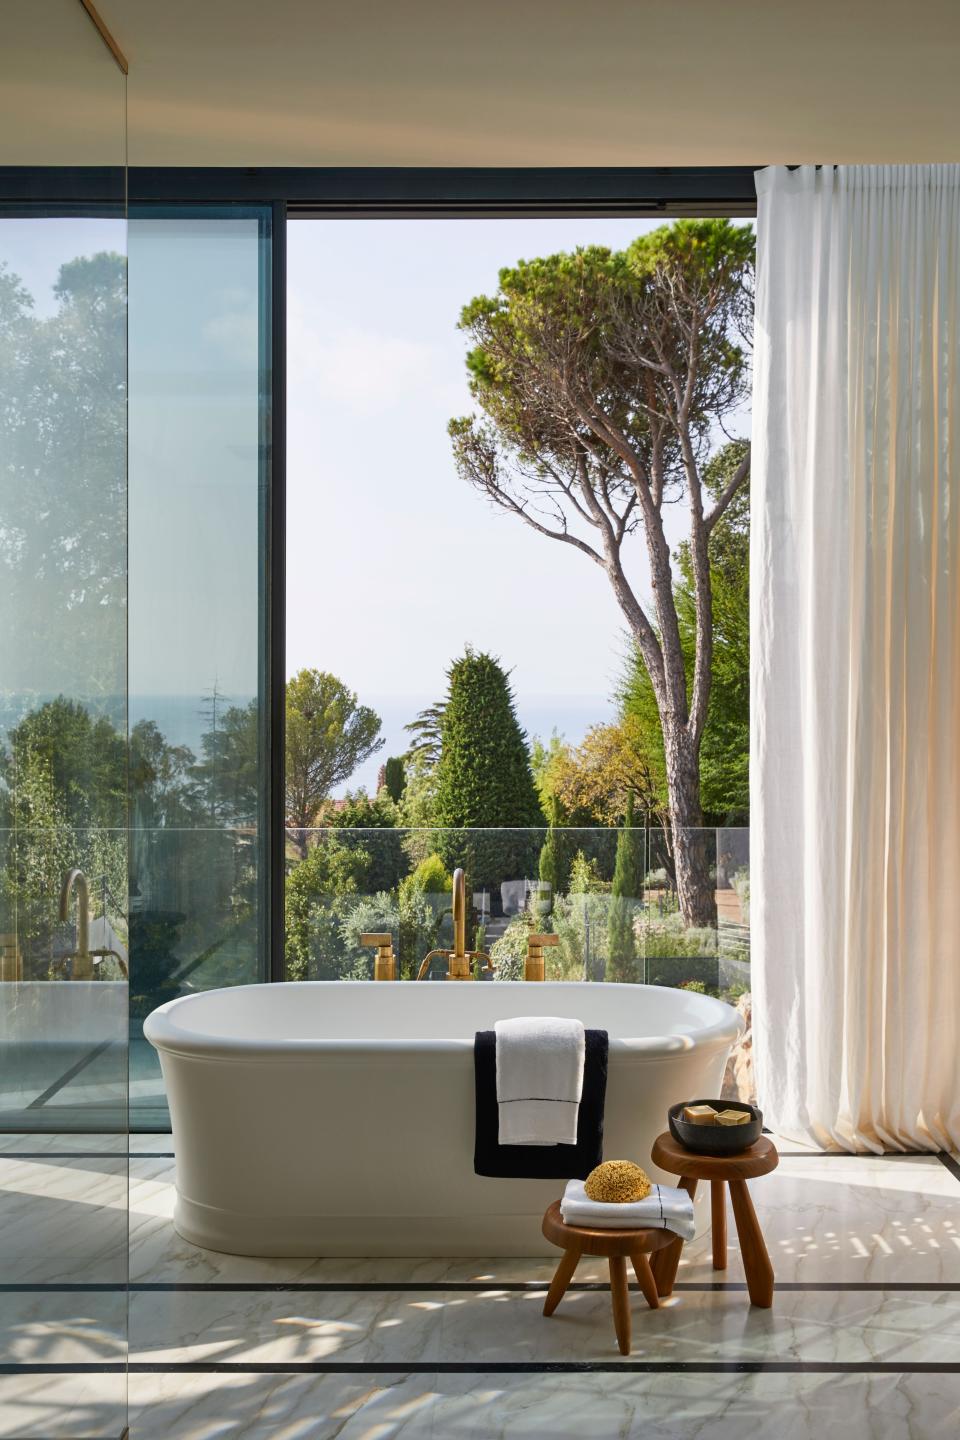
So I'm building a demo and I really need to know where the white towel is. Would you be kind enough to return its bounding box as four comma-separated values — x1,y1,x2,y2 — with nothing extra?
495,1016,585,1146
560,1179,696,1241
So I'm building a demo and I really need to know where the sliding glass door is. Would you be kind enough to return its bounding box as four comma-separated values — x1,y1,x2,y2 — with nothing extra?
127,207,274,1128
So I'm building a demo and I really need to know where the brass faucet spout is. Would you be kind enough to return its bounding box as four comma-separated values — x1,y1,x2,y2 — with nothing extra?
59,868,92,980
415,867,497,980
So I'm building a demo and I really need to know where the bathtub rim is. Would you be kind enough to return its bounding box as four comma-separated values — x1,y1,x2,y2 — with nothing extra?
144,980,744,1064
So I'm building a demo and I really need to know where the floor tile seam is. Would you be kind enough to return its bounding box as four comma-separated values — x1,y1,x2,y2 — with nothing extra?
6,1360,960,1376
7,1284,960,1296
935,1152,960,1186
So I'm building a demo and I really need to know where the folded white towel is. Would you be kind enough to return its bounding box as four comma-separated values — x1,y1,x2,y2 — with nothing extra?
495,1016,585,1146
560,1179,696,1241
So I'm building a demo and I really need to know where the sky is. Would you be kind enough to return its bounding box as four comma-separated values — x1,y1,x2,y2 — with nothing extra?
287,217,708,791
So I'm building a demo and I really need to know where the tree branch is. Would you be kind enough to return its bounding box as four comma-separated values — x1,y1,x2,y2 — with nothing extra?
704,444,751,532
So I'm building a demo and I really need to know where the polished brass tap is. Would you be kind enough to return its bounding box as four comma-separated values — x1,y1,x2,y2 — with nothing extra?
59,868,129,979
416,867,495,981
525,932,558,982
360,932,397,981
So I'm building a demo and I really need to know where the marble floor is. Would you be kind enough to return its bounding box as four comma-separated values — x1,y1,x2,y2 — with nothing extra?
1,1134,958,1439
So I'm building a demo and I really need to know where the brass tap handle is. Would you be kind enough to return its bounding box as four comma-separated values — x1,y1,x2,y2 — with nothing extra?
525,932,559,982
360,933,397,982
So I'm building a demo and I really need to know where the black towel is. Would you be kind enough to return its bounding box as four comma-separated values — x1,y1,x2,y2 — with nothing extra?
473,1027,608,1179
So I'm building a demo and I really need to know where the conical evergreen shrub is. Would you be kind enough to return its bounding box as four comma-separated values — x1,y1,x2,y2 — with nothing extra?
607,792,644,983
433,649,544,886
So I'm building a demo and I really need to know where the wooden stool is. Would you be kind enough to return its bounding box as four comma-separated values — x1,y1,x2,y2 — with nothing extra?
541,1200,673,1355
649,1132,779,1307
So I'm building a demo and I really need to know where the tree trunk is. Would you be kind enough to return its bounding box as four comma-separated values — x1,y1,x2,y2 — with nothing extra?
663,724,716,930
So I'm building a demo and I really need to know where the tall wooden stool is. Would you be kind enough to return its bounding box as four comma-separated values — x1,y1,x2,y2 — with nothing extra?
649,1132,779,1307
541,1200,673,1355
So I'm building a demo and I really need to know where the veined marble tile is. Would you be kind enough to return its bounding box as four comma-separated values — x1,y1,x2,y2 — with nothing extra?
675,1154,960,1285
127,1284,960,1368
126,1369,960,1440
0,1371,126,1440
0,1154,128,1284
0,1291,126,1366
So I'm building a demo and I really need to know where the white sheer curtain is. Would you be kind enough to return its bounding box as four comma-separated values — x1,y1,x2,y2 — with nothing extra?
752,165,960,1152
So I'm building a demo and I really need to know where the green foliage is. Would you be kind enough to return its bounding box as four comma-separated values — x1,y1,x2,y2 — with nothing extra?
340,894,400,981
327,789,406,893
621,441,750,824
285,669,384,843
394,851,452,977
536,799,575,922
491,911,533,982
396,752,441,849
607,794,644,983
2,698,126,829
568,850,608,896
129,719,199,827
400,853,451,899
404,703,445,768
434,650,542,829
283,837,370,982
194,698,260,826
383,756,406,803
432,649,544,886
0,254,126,703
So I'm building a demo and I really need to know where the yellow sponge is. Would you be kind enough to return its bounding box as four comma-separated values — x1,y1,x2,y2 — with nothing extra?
583,1160,651,1203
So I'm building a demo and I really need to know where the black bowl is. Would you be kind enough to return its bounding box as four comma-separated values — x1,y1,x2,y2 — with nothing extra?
668,1099,763,1156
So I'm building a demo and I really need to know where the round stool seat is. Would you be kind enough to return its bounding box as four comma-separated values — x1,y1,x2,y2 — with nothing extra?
540,1200,673,1355
651,1132,779,1182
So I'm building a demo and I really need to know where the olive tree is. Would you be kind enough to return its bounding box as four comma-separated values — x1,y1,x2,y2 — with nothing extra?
449,221,753,926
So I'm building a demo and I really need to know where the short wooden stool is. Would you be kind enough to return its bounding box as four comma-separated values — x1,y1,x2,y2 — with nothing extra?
541,1200,673,1355
649,1132,779,1307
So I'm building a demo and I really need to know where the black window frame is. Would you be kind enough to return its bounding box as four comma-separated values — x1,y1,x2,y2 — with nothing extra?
0,165,761,983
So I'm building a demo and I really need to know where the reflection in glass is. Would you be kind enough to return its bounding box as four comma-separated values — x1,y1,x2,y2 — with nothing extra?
127,211,272,1126
0,4,129,1430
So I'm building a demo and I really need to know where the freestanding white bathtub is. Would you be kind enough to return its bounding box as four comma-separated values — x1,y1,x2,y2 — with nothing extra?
144,981,743,1257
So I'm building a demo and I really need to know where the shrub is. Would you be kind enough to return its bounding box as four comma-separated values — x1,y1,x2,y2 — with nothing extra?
400,853,451,899
383,756,406,803
607,795,644,983
340,893,401,980
327,790,407,893
491,912,533,981
284,837,370,981
731,866,750,923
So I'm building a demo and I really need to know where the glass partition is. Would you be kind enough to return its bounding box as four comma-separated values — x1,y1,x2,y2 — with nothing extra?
283,826,750,1002
128,208,273,1127
0,4,128,1433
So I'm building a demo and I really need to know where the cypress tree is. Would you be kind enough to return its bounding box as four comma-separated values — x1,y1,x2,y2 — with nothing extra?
433,649,543,885
607,791,644,983
383,755,406,803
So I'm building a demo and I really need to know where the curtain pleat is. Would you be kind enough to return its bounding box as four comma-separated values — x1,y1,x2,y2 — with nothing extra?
752,165,960,1151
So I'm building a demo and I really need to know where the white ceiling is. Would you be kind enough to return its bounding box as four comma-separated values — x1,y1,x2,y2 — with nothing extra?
4,0,960,167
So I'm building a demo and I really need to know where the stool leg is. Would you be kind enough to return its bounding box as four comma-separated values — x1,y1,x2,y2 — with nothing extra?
609,1255,631,1355
630,1251,659,1310
728,1178,774,1307
543,1246,580,1316
711,1179,727,1270
649,1177,697,1297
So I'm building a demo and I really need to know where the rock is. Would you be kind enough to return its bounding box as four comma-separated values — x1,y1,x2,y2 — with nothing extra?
721,993,755,1103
